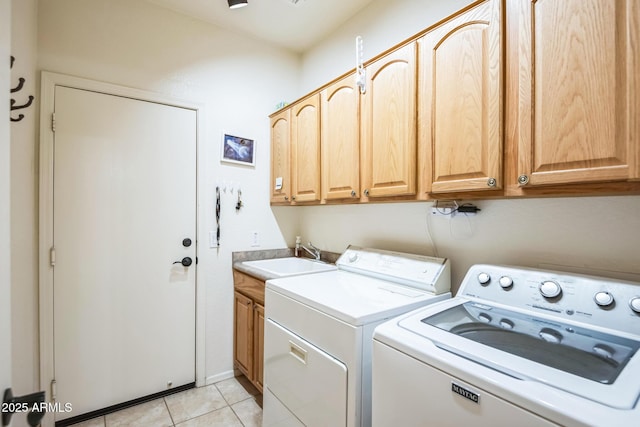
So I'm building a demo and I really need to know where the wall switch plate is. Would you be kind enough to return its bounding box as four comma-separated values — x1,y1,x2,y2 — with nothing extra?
209,231,216,248
251,231,260,247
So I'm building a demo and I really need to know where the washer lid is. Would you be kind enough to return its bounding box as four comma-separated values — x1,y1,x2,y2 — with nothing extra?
398,299,640,409
266,270,449,326
423,302,639,385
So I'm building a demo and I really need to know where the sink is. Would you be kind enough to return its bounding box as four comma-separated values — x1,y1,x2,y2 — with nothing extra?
242,257,337,277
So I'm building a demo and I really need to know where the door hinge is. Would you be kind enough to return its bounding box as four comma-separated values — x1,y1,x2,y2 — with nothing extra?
51,379,57,402
51,112,56,132
50,247,56,267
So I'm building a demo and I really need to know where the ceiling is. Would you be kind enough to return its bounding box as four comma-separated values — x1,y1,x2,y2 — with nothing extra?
144,0,375,53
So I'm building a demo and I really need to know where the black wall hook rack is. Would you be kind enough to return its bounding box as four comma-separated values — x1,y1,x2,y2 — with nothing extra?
10,55,34,122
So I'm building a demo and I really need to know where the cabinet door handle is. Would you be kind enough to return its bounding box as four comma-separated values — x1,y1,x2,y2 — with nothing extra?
289,341,307,364
351,190,357,197
364,189,370,197
518,175,529,186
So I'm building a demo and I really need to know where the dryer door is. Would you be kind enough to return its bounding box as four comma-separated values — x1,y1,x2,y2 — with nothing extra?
264,319,347,427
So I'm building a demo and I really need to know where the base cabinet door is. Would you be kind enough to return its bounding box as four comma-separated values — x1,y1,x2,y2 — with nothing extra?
233,271,266,392
234,291,254,379
419,0,503,194
511,0,640,188
253,303,265,393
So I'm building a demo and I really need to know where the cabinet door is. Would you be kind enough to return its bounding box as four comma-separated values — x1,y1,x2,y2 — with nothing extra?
321,73,361,200
234,291,253,379
270,109,291,203
419,0,502,194
361,43,417,198
291,94,321,203
253,303,265,393
513,0,639,187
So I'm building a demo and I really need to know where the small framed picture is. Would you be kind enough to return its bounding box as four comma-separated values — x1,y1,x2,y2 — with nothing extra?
221,133,256,166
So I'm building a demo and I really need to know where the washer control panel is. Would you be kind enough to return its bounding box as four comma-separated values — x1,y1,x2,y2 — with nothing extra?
460,264,640,333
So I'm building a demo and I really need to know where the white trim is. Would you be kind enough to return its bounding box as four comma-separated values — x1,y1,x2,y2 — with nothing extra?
205,370,236,386
38,71,206,426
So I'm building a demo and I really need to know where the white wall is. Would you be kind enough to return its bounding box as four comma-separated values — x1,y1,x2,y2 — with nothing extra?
294,0,640,291
1,0,13,408
300,0,473,93
10,0,39,405
6,0,301,391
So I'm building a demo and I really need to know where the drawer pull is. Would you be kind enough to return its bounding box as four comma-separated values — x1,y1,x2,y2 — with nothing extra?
289,341,307,364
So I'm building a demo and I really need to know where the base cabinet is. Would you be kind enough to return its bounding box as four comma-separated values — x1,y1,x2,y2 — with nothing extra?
234,291,254,379
233,271,265,392
321,73,361,201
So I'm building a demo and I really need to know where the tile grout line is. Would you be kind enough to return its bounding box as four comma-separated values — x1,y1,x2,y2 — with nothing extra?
163,396,176,427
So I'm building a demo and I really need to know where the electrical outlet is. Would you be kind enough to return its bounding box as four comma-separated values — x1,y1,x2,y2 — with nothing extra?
430,205,456,217
251,231,260,247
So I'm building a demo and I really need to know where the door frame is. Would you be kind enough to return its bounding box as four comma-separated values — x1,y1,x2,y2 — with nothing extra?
38,71,206,426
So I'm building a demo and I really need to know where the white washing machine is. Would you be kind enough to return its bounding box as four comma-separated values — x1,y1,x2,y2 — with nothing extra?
263,246,452,427
372,264,640,427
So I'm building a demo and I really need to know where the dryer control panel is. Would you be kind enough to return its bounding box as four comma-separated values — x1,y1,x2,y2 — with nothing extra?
459,264,640,334
336,246,451,295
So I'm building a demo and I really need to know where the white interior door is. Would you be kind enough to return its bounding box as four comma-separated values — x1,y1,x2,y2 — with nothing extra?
52,86,196,420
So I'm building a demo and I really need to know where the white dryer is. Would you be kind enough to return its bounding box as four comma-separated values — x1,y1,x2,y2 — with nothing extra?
372,264,640,427
263,246,451,427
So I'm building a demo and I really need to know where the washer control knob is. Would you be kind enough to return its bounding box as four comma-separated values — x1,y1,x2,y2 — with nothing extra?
478,272,491,285
539,281,562,298
499,276,514,289
594,291,614,307
630,297,640,314
539,328,562,344
347,252,358,263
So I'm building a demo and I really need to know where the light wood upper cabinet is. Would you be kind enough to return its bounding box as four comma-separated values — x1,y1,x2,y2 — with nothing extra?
291,94,321,203
419,0,503,195
321,73,361,201
509,0,640,189
270,109,290,203
361,42,417,198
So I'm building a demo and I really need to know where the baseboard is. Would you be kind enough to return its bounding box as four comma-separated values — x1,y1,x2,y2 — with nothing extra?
205,370,235,385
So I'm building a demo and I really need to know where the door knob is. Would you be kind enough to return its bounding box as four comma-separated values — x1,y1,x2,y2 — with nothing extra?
173,257,193,267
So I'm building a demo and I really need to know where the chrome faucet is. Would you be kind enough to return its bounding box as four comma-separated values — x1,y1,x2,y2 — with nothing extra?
300,241,321,261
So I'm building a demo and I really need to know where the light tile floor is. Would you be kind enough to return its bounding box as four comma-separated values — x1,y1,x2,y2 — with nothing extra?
68,376,262,427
